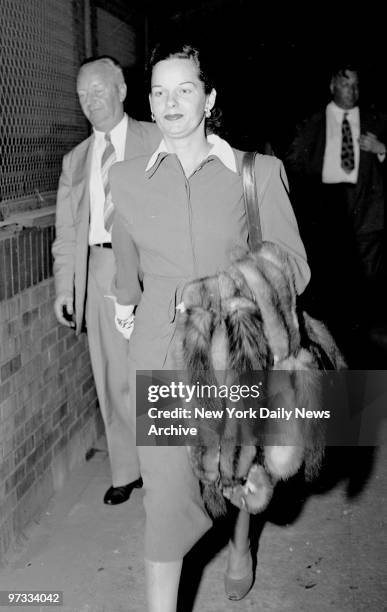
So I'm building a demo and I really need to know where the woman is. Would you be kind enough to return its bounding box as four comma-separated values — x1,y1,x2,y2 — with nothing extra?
110,40,310,612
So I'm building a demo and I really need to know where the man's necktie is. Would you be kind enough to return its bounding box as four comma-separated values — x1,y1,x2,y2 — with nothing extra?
101,133,116,231
341,112,355,173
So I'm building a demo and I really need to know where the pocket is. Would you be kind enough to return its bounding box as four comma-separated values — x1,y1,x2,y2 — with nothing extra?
168,282,186,323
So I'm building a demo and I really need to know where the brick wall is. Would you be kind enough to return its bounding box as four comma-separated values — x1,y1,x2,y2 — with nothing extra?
0,0,143,564
0,224,101,562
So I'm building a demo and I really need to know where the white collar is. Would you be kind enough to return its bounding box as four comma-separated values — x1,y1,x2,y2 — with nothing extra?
93,113,127,140
145,133,237,173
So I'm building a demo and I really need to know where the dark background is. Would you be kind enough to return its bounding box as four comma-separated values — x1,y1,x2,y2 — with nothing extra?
125,0,387,155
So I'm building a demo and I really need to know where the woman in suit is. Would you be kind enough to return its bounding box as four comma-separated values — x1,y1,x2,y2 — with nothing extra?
110,39,310,612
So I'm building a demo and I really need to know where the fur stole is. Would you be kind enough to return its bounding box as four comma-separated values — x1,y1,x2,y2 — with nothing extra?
174,242,346,517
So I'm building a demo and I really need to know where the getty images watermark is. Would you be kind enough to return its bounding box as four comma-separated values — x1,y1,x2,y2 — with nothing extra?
135,370,387,446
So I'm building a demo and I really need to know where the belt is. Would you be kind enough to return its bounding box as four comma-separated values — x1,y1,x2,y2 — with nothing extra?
91,242,112,249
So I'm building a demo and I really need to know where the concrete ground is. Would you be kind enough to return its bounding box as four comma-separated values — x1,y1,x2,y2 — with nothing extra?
0,430,387,612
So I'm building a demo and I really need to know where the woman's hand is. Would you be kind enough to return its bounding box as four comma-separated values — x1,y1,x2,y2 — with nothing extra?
114,301,135,340
114,312,135,340
105,295,135,340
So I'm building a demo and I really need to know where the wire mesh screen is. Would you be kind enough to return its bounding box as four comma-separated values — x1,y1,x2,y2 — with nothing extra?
0,0,88,209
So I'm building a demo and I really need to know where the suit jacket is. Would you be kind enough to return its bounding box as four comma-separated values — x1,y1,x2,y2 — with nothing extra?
286,108,387,235
52,117,161,334
111,149,311,308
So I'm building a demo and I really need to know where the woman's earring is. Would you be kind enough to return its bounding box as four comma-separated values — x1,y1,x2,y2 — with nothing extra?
151,112,155,122
205,108,211,119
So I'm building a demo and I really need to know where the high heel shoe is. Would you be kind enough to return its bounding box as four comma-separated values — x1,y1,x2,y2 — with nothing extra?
224,553,254,601
224,570,254,601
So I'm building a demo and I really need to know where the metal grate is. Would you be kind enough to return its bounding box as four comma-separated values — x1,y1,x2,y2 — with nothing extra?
0,0,88,210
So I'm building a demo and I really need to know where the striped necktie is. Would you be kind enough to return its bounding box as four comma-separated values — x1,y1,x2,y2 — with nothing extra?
101,132,116,231
341,112,355,173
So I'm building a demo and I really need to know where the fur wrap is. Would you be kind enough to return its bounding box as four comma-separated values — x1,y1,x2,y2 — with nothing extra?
174,242,346,517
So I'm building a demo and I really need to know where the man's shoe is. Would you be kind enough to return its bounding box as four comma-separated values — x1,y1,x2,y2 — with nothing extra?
103,477,143,505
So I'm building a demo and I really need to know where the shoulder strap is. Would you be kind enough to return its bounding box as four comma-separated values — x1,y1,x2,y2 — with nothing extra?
242,151,262,252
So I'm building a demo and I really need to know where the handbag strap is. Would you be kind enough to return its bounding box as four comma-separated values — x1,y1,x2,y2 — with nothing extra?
242,151,262,252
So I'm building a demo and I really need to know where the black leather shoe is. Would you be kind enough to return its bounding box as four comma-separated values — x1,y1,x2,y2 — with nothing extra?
103,478,143,505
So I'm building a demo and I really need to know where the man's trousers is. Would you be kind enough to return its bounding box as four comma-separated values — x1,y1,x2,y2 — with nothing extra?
86,246,140,486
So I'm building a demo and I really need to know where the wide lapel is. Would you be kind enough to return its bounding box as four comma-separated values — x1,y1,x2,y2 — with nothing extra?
123,116,161,159
124,117,135,159
348,111,369,207
73,134,94,228
357,110,373,182
73,135,94,333
311,115,326,177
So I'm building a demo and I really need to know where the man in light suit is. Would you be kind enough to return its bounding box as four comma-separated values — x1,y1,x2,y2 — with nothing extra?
286,64,387,363
52,57,160,504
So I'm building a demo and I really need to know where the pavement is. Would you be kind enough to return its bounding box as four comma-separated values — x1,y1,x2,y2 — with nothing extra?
0,428,387,612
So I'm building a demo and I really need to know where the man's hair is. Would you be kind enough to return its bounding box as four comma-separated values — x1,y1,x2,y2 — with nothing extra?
330,63,359,81
79,55,125,85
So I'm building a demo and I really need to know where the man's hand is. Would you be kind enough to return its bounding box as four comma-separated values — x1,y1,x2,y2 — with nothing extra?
54,293,75,328
359,131,386,155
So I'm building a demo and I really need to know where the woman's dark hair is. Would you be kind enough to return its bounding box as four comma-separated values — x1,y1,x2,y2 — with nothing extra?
147,39,222,134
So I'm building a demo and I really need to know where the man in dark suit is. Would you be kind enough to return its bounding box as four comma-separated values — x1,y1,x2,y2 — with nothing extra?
286,64,387,361
52,57,160,504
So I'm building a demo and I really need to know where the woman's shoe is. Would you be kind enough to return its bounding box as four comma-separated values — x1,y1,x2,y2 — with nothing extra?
224,551,254,601
224,569,254,601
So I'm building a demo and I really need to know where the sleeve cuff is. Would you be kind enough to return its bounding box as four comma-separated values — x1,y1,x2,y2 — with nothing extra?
115,302,135,319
